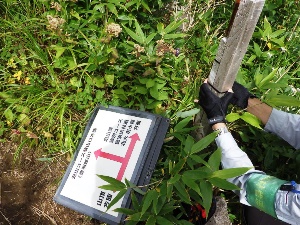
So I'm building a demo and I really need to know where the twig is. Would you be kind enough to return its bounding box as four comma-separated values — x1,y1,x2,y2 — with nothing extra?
31,206,57,225
0,210,12,225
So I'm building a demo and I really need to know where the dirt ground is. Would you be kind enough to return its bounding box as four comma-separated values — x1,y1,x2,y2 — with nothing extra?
0,141,105,225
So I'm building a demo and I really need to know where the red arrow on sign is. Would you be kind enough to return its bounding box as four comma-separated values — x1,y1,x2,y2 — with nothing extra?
94,133,141,181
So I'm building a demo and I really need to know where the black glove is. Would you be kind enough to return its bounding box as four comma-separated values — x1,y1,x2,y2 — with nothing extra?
231,82,256,109
199,82,233,125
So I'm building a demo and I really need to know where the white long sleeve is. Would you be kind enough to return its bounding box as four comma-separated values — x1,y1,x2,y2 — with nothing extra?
215,132,264,205
265,108,300,149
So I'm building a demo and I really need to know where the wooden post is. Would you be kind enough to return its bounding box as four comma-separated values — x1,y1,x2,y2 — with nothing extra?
208,0,265,93
194,0,265,140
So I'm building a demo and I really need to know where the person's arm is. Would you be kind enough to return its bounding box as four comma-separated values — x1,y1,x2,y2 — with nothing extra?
233,82,300,149
213,122,300,225
246,98,272,125
212,122,263,205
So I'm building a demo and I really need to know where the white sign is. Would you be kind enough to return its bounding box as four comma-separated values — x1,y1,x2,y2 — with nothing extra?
60,109,152,216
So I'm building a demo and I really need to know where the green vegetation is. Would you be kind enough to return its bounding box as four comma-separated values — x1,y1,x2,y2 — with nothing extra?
1,0,300,224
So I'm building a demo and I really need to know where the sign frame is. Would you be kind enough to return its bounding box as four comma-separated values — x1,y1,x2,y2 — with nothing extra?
54,105,170,225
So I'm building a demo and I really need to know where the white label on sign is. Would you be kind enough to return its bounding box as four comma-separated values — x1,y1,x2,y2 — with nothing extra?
60,109,152,217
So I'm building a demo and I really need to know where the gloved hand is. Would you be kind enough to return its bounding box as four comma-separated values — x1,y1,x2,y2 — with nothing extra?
199,81,233,125
231,82,256,109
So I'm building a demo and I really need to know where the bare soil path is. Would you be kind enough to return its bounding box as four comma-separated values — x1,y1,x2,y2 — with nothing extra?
0,141,103,225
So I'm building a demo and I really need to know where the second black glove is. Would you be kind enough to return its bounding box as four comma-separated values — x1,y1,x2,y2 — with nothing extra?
199,82,233,125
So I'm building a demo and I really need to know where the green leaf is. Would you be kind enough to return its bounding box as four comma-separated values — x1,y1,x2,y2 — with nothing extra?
134,86,148,94
156,216,174,225
208,148,221,172
174,181,190,204
168,174,181,184
141,190,157,215
182,170,211,180
123,26,144,44
145,33,157,45
190,155,211,169
259,82,288,90
4,108,14,122
226,113,241,122
263,17,272,38
135,20,145,43
253,42,262,57
240,112,262,129
70,77,82,87
51,45,66,59
270,38,285,47
105,74,114,85
157,23,164,34
199,180,212,215
182,175,201,196
178,220,194,225
106,189,127,211
131,192,140,210
208,177,241,190
191,132,217,154
164,33,187,39
164,20,184,34
98,184,125,191
145,216,156,225
210,167,252,179
153,195,166,215
146,79,155,88
183,135,194,154
18,114,31,126
107,3,118,16
259,68,277,88
176,108,200,118
269,29,285,38
266,95,300,107
114,207,136,215
141,1,151,13
254,68,263,87
174,116,192,132
171,158,186,175
127,212,144,221
97,175,126,189
149,88,169,100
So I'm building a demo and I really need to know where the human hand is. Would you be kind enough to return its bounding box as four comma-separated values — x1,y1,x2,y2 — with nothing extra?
199,80,233,125
231,82,255,109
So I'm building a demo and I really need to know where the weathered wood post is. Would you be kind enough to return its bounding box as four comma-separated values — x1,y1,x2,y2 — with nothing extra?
194,0,265,139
